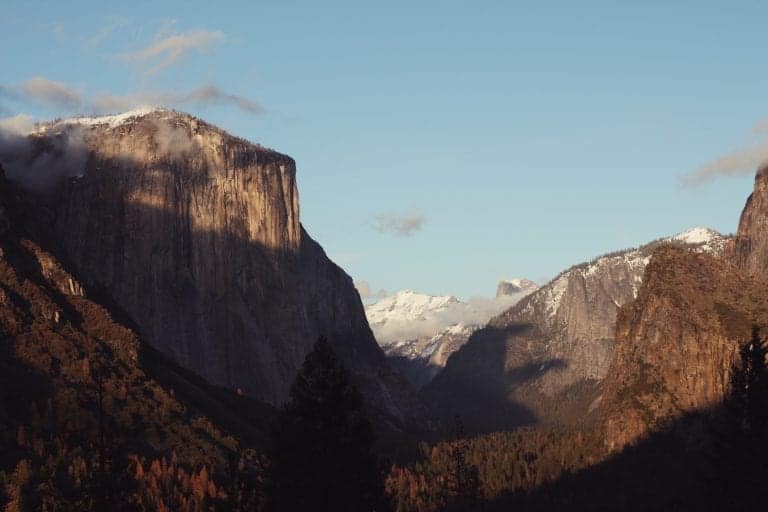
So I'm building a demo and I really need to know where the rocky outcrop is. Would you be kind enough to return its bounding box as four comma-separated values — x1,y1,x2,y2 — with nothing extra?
496,278,538,298
422,228,728,433
598,170,768,452
3,109,423,429
600,246,765,451
732,166,768,279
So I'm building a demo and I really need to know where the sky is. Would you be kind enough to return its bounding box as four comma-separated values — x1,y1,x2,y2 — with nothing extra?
1,0,767,299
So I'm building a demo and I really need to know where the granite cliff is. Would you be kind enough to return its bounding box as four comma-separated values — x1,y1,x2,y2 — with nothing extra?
732,166,768,280
0,109,423,430
598,169,768,451
598,246,761,451
0,164,273,479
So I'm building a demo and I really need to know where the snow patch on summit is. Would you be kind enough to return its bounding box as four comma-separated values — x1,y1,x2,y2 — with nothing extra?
532,226,728,320
670,226,719,245
43,107,162,130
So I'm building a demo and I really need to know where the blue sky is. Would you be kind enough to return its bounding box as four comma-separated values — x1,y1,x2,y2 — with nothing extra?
1,1,766,298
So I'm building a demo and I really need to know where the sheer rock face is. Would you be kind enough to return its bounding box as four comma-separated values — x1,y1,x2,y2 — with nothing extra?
422,230,727,433
732,167,768,279
598,168,768,452
14,110,418,424
600,247,766,451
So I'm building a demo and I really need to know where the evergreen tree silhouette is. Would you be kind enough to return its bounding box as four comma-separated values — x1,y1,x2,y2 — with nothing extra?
712,325,768,508
263,337,385,511
731,325,768,437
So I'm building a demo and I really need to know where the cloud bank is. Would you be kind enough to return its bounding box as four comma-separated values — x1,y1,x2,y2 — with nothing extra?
373,213,427,237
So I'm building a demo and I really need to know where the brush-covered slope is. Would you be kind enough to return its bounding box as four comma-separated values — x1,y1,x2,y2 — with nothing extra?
0,165,276,509
599,245,764,451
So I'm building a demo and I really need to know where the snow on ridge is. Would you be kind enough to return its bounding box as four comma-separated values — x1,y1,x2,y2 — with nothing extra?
543,272,569,316
366,290,459,326
366,285,534,347
43,107,163,130
669,226,721,245
533,226,725,319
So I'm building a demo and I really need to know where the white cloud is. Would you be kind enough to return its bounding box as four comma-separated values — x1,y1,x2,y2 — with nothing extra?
122,29,224,75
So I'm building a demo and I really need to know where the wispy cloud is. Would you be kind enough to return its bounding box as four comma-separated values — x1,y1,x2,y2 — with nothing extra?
91,85,263,114
1,76,262,116
373,213,427,237
182,85,263,114
85,17,132,48
122,29,224,75
7,77,84,110
683,138,768,186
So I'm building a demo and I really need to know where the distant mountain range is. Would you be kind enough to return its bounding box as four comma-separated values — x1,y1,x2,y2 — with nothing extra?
365,279,538,388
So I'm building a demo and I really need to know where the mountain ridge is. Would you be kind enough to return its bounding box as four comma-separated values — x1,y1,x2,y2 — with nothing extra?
423,227,729,433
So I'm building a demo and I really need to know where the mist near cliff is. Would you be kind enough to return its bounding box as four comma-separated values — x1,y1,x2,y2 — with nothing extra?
0,113,200,192
0,115,89,192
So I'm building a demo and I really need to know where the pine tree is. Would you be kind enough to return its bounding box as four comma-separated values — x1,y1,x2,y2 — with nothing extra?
731,325,768,437
263,337,386,512
712,325,768,508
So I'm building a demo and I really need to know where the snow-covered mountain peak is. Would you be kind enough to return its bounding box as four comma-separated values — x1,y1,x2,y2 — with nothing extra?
365,290,460,327
670,226,717,244
366,280,538,387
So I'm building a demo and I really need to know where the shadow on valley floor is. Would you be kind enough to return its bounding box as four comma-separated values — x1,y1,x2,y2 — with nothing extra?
421,324,568,435
481,398,766,512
